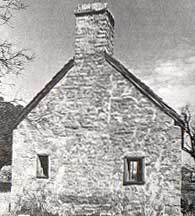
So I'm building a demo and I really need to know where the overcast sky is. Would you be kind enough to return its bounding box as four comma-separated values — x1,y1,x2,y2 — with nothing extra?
1,0,195,113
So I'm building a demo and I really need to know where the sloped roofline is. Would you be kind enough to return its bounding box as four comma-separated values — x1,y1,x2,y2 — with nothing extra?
104,52,185,128
12,58,74,130
13,53,184,130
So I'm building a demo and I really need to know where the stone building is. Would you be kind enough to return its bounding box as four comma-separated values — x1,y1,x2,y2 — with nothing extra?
9,2,191,216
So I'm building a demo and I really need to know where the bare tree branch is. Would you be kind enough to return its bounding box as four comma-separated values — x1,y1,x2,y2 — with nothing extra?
0,0,26,25
0,40,34,79
181,105,195,158
0,0,34,90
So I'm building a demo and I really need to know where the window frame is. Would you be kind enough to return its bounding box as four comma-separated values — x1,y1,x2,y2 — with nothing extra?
36,154,49,179
123,156,145,185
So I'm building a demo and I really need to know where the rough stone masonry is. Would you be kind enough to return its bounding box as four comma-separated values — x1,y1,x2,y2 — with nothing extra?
11,2,182,216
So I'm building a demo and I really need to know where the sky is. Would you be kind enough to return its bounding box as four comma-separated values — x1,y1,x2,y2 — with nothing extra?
1,0,195,114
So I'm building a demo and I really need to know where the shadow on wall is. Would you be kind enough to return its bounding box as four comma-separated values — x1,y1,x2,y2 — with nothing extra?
0,97,23,192
181,166,195,215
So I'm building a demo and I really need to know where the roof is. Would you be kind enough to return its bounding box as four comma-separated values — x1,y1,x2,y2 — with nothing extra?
13,53,184,130
12,58,74,130
104,52,185,128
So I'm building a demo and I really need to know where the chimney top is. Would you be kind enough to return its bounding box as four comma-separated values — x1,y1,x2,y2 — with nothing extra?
74,2,114,63
75,2,107,13
74,2,114,27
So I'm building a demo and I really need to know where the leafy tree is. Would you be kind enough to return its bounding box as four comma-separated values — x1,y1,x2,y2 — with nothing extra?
181,198,195,216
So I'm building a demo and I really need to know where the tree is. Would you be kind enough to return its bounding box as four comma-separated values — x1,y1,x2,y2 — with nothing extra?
181,197,195,216
0,0,32,194
181,105,195,158
0,0,33,86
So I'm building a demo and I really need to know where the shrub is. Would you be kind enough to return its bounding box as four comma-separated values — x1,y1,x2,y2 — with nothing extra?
0,165,11,182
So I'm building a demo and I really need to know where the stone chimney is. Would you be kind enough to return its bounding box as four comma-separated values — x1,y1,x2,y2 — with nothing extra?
74,2,114,63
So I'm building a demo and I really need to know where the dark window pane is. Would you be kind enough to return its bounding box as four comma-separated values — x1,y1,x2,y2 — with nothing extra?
37,155,49,179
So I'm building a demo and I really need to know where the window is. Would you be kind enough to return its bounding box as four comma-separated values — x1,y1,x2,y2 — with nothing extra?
123,157,144,185
36,155,49,179
191,172,195,182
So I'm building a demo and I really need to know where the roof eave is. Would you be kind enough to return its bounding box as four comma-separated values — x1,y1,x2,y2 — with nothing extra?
12,57,75,130
104,52,185,128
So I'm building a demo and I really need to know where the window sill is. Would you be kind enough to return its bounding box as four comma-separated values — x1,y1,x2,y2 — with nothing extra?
36,176,49,179
123,181,145,186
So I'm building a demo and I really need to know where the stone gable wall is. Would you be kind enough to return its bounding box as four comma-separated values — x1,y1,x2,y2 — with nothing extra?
12,58,182,216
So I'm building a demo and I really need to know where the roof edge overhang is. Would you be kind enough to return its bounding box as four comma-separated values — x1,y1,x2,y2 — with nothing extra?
12,53,185,131
12,57,75,130
104,52,185,129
